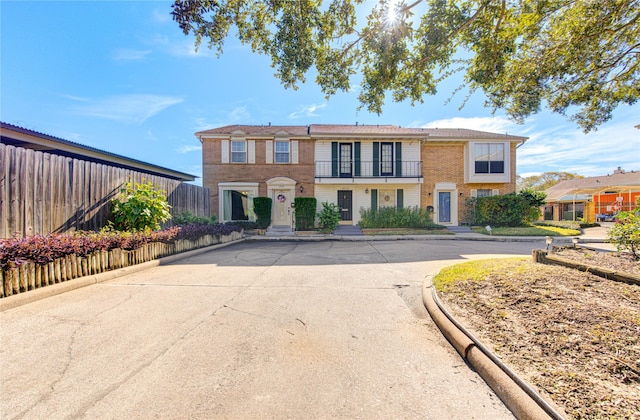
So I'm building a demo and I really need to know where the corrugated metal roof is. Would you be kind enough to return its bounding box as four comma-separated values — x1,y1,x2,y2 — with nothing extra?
1,121,197,181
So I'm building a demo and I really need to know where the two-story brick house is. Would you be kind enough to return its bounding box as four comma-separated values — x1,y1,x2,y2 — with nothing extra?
196,124,526,230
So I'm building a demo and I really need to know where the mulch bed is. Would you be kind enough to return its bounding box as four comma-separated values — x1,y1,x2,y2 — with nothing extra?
438,249,640,419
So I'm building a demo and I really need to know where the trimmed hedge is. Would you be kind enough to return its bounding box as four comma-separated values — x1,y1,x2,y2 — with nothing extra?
253,197,272,229
359,206,438,229
294,197,317,230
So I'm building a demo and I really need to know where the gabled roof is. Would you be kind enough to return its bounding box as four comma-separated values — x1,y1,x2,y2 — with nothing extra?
196,124,527,143
545,171,640,201
1,122,196,181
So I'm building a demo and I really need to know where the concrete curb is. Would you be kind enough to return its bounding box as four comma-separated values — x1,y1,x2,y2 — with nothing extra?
246,234,606,243
0,239,246,312
422,279,564,420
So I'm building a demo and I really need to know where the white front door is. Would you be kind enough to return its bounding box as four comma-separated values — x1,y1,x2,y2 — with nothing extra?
272,189,292,227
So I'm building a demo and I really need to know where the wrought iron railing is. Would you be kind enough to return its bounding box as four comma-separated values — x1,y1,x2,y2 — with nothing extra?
314,161,422,178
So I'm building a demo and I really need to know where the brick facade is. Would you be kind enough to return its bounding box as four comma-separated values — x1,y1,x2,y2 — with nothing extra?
198,125,526,225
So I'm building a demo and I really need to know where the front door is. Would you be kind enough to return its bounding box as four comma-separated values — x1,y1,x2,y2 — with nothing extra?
337,190,352,222
438,191,451,223
273,189,292,226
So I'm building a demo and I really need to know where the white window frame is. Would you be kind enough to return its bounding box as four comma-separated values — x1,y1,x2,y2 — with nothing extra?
231,140,247,163
466,141,510,183
274,141,290,163
218,182,259,222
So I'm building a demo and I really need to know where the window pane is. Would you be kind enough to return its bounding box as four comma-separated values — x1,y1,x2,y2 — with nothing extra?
477,189,492,197
490,161,504,173
275,141,289,163
475,161,489,173
231,141,246,163
381,143,393,175
223,190,250,220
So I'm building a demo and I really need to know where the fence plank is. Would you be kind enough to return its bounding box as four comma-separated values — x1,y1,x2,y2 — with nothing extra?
0,144,209,237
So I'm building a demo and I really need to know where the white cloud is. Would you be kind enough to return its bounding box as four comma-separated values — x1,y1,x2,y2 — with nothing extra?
421,115,521,135
289,102,327,119
152,8,171,23
112,48,151,61
176,144,202,154
73,94,184,125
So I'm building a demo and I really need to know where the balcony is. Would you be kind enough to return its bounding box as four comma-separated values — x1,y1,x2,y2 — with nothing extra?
314,161,422,179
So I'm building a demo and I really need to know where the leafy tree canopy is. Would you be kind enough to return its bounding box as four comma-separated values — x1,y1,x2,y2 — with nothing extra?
172,0,640,132
516,172,583,191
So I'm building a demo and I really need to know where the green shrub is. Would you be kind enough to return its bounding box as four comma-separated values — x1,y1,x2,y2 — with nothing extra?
607,211,640,260
317,202,340,233
173,211,217,226
466,193,534,227
110,180,171,231
359,206,437,229
253,197,272,229
294,197,317,230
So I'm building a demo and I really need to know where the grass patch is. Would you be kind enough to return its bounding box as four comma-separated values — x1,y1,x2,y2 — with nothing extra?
433,258,528,292
362,228,451,235
471,225,581,236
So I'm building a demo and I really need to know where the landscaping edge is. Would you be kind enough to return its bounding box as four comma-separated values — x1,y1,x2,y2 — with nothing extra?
0,236,245,312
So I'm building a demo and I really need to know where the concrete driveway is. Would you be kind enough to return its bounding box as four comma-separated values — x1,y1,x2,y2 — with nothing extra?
0,239,538,419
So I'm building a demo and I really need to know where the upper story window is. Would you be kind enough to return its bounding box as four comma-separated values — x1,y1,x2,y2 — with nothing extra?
380,142,394,176
231,140,246,163
274,141,290,163
474,143,504,174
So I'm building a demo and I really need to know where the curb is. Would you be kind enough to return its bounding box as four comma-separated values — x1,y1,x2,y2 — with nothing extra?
422,278,565,420
0,239,246,312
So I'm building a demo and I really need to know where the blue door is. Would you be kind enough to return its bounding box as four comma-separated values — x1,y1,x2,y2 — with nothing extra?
438,192,451,223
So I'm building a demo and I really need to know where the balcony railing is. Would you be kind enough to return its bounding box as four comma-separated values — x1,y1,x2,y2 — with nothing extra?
314,161,422,178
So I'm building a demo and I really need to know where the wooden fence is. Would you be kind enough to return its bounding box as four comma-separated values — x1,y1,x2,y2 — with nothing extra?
0,231,243,299
0,144,210,238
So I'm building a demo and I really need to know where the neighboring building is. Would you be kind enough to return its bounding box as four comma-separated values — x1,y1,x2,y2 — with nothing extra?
543,168,640,222
1,121,196,181
196,124,526,229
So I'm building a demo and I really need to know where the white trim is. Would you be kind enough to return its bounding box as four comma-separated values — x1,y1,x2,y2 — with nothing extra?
266,140,273,164
248,140,255,164
434,182,458,226
221,140,229,163
291,140,299,164
465,141,510,183
217,182,259,222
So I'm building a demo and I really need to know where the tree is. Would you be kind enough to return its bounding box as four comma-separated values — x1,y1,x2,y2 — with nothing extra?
172,0,640,132
516,172,584,191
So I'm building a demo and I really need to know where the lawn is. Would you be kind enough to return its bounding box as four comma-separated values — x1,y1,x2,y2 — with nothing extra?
471,225,581,236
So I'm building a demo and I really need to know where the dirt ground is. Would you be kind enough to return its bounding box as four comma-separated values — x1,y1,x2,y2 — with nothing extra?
437,247,640,419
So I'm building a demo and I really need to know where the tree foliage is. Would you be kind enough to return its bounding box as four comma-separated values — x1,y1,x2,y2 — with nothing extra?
172,0,640,132
517,172,584,191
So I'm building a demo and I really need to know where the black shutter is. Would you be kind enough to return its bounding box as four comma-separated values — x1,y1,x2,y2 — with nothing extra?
354,142,361,177
331,142,338,177
373,142,379,177
395,142,402,176
397,189,403,209
371,189,378,210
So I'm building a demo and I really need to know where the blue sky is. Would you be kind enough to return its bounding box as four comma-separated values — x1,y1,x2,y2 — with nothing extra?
2,0,639,185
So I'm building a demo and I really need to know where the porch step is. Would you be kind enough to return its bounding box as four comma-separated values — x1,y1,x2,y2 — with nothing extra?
333,225,364,236
446,226,473,233
266,226,294,237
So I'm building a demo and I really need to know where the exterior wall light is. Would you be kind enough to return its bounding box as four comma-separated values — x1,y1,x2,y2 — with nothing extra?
299,185,303,193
